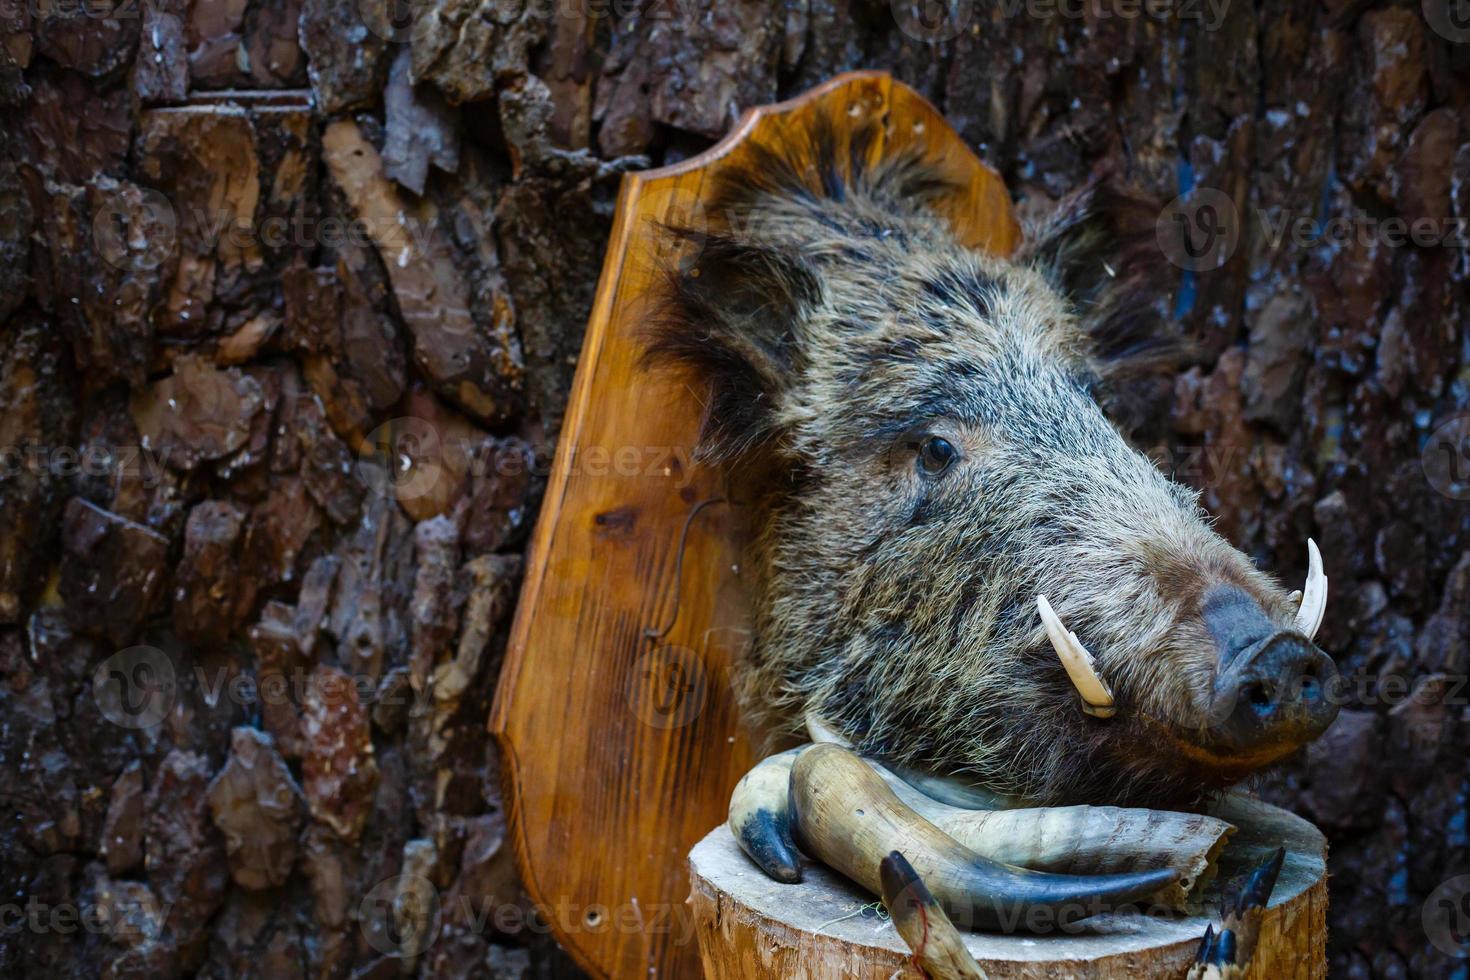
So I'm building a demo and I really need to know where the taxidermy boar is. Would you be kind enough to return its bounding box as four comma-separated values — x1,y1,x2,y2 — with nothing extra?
647,118,1337,945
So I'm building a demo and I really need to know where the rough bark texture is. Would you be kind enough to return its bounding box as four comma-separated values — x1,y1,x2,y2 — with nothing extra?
0,1,1467,978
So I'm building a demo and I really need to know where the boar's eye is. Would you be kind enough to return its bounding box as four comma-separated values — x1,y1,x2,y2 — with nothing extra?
917,436,958,476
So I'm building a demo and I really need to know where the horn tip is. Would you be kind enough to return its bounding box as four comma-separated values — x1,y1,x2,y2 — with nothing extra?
879,850,931,911
733,810,803,884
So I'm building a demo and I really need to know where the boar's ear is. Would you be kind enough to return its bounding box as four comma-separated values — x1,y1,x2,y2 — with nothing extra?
1019,181,1186,394
645,232,820,463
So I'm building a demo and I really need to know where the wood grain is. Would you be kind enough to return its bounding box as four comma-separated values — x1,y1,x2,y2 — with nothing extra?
489,71,1020,980
689,794,1328,980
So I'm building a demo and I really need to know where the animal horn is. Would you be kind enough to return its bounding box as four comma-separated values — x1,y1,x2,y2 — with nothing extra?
1186,847,1285,980
880,851,989,979
727,748,802,883
877,765,1233,913
1293,539,1327,640
789,744,1178,932
1036,595,1115,718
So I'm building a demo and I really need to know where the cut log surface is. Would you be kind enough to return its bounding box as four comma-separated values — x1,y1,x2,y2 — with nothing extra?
689,794,1327,980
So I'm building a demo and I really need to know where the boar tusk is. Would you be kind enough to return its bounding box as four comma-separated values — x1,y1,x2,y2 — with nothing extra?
880,850,989,979
882,760,1021,810
727,748,803,883
1036,595,1115,719
805,711,852,747
789,744,1178,932
1293,539,1327,640
876,765,1233,913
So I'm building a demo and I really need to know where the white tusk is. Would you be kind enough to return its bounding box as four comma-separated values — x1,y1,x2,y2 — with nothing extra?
805,711,852,748
1294,539,1327,640
1036,595,1115,719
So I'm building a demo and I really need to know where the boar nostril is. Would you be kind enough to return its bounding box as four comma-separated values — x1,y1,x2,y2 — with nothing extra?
1244,682,1272,711
1204,615,1341,757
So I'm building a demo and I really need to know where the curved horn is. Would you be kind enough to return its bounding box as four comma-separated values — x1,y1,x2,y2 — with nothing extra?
877,765,1232,913
1037,595,1115,718
880,851,989,980
1294,539,1327,640
727,748,803,883
1187,847,1285,980
790,745,1178,932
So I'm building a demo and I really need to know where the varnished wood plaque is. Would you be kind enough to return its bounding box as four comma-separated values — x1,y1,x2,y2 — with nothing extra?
490,71,1021,979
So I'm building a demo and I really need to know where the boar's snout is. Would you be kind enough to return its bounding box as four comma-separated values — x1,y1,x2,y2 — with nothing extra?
1197,585,1339,760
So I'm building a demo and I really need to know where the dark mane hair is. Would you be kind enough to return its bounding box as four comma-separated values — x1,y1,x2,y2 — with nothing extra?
644,112,1182,461
641,111,964,463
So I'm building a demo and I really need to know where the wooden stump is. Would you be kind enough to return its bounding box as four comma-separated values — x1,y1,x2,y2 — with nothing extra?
688,794,1327,979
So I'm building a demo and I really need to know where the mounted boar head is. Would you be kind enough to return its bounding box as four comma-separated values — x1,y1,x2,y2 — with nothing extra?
648,120,1337,809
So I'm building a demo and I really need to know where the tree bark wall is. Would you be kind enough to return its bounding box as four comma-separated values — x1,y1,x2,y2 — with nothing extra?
0,0,1467,978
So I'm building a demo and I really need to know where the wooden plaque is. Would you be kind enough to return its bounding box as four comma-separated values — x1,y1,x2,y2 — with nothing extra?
489,71,1022,979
